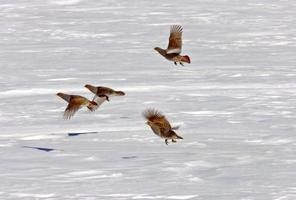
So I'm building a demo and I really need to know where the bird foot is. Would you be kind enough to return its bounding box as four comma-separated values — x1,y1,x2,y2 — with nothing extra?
179,62,184,66
172,139,177,143
174,62,177,66
165,139,168,145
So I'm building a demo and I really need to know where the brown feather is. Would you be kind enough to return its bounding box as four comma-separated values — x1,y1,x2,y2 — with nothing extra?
167,25,183,54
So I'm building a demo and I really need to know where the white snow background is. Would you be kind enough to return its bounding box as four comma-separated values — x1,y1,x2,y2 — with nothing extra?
0,0,296,199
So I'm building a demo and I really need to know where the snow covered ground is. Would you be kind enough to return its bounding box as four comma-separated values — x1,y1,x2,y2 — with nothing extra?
0,0,296,199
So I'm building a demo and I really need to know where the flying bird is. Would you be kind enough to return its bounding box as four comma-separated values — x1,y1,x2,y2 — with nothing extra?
84,84,125,103
56,93,98,119
154,25,191,66
143,108,183,145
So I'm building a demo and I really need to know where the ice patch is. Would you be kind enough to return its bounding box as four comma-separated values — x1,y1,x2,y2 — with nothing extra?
48,0,83,5
47,77,76,81
20,134,63,140
230,73,242,77
182,111,232,116
101,194,198,199
132,194,198,199
50,29,116,39
9,193,55,198
184,161,217,168
0,88,65,98
245,138,292,145
183,142,207,148
83,156,97,161
185,93,210,97
123,85,172,92
67,170,100,176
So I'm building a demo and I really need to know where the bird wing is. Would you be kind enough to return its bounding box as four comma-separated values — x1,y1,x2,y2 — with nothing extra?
64,103,82,119
156,117,172,133
167,25,183,54
63,96,87,119
150,120,171,138
150,124,162,137
92,95,107,107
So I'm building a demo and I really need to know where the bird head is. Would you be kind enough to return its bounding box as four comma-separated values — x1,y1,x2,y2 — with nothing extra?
84,84,97,94
114,91,125,96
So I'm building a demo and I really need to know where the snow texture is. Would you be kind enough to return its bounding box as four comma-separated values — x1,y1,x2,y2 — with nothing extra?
0,0,296,199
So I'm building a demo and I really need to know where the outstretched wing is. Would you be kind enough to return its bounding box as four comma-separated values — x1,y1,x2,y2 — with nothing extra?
64,103,82,119
63,95,87,119
143,108,172,133
167,25,183,54
92,95,107,108
156,117,172,134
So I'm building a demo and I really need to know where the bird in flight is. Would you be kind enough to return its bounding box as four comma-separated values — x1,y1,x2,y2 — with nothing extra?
84,84,125,106
56,93,98,119
154,25,191,66
143,108,183,145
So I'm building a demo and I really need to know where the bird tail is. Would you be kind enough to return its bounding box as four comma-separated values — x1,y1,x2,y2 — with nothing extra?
181,55,191,63
172,125,181,130
170,130,183,139
176,134,183,139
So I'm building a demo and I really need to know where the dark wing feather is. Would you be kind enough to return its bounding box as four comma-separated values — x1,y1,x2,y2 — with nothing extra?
63,95,87,119
143,108,172,133
63,103,81,119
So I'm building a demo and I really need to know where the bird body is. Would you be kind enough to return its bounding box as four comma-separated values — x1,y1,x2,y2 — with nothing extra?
154,25,191,66
143,108,183,145
56,93,98,119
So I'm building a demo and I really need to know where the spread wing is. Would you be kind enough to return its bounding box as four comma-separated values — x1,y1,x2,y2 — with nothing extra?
92,95,107,108
64,103,82,119
63,96,87,119
167,25,183,54
155,117,172,134
143,108,172,134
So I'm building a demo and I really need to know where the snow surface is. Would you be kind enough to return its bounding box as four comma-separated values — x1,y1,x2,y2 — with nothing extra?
1,0,296,199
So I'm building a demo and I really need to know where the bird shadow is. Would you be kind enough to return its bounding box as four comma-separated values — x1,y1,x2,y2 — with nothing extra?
121,156,138,160
22,146,60,152
67,131,98,137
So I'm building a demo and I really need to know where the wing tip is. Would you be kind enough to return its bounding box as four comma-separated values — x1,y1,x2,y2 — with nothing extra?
170,25,183,33
142,108,163,120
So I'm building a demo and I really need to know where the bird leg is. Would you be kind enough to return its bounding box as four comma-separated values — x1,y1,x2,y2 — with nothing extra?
165,139,168,145
179,62,184,66
99,94,110,101
174,62,177,66
172,139,177,143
